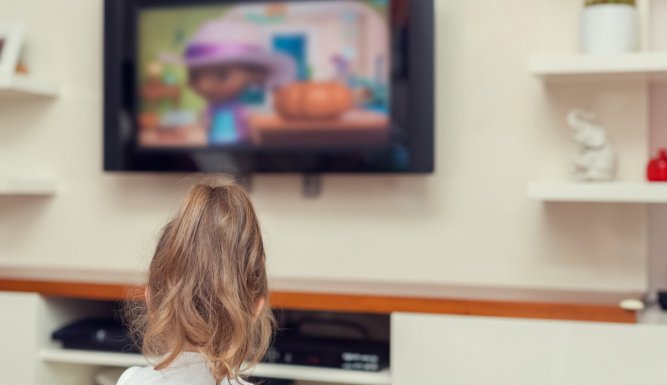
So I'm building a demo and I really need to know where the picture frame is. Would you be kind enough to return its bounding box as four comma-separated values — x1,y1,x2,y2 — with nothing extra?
0,21,25,85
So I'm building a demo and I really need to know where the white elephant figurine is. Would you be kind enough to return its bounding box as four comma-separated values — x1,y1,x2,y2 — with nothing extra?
567,109,616,182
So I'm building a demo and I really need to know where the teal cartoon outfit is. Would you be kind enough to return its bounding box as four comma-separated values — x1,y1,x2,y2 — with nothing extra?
206,102,247,144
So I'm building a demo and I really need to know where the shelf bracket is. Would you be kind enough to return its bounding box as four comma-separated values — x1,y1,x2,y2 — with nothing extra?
303,174,322,198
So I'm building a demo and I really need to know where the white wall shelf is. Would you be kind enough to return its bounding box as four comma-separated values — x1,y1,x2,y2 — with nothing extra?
39,348,392,385
0,177,57,196
527,181,667,203
0,75,59,98
529,52,667,81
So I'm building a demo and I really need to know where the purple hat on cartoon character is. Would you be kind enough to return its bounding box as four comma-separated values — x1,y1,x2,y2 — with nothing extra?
184,20,297,88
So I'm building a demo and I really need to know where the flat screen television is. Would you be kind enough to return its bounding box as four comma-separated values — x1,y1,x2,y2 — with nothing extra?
104,0,434,174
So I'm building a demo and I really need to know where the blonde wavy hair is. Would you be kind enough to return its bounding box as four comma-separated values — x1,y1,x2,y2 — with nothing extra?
127,181,274,384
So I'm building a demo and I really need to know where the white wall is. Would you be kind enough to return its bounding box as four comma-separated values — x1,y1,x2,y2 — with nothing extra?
0,0,649,293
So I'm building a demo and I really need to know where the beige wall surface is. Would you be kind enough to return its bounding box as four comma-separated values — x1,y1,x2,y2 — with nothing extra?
0,0,648,293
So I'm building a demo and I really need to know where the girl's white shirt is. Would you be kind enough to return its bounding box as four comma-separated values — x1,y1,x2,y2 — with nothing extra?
116,352,252,385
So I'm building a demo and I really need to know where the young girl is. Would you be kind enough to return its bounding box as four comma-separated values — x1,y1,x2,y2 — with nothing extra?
118,182,274,385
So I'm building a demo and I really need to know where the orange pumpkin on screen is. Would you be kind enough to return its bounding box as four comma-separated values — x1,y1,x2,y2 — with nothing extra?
275,82,353,121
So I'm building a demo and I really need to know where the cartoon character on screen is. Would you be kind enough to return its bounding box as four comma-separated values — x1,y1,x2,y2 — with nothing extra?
184,21,297,145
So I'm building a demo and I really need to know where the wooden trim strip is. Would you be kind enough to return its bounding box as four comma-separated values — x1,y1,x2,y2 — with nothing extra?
0,279,144,301
0,279,635,323
270,291,635,323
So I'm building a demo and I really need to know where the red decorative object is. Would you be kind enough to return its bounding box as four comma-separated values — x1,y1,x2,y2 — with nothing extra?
647,148,667,182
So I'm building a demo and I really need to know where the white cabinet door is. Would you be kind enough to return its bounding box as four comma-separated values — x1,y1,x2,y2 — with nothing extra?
0,291,40,385
392,312,667,385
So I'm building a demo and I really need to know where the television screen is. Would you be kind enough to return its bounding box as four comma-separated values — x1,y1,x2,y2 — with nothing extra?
138,1,391,150
104,0,434,173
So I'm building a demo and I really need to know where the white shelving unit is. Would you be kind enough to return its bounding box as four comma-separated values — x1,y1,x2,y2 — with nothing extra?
39,348,147,367
39,347,392,385
251,364,391,385
529,52,667,81
0,176,57,196
527,181,667,203
0,75,58,98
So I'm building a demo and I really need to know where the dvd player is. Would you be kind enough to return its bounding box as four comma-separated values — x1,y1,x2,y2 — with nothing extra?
262,332,389,372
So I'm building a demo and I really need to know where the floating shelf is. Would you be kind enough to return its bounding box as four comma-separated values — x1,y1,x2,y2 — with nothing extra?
0,75,58,98
0,177,57,196
529,52,667,81
39,348,392,385
527,181,667,203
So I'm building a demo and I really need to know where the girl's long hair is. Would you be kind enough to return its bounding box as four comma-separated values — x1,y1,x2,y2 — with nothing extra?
127,181,274,384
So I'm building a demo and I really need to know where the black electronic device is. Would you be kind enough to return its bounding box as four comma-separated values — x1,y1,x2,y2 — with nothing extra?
52,318,138,353
104,0,435,174
263,332,389,371
263,317,389,372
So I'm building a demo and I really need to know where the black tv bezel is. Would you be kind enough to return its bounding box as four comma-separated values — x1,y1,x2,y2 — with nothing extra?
104,0,434,174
